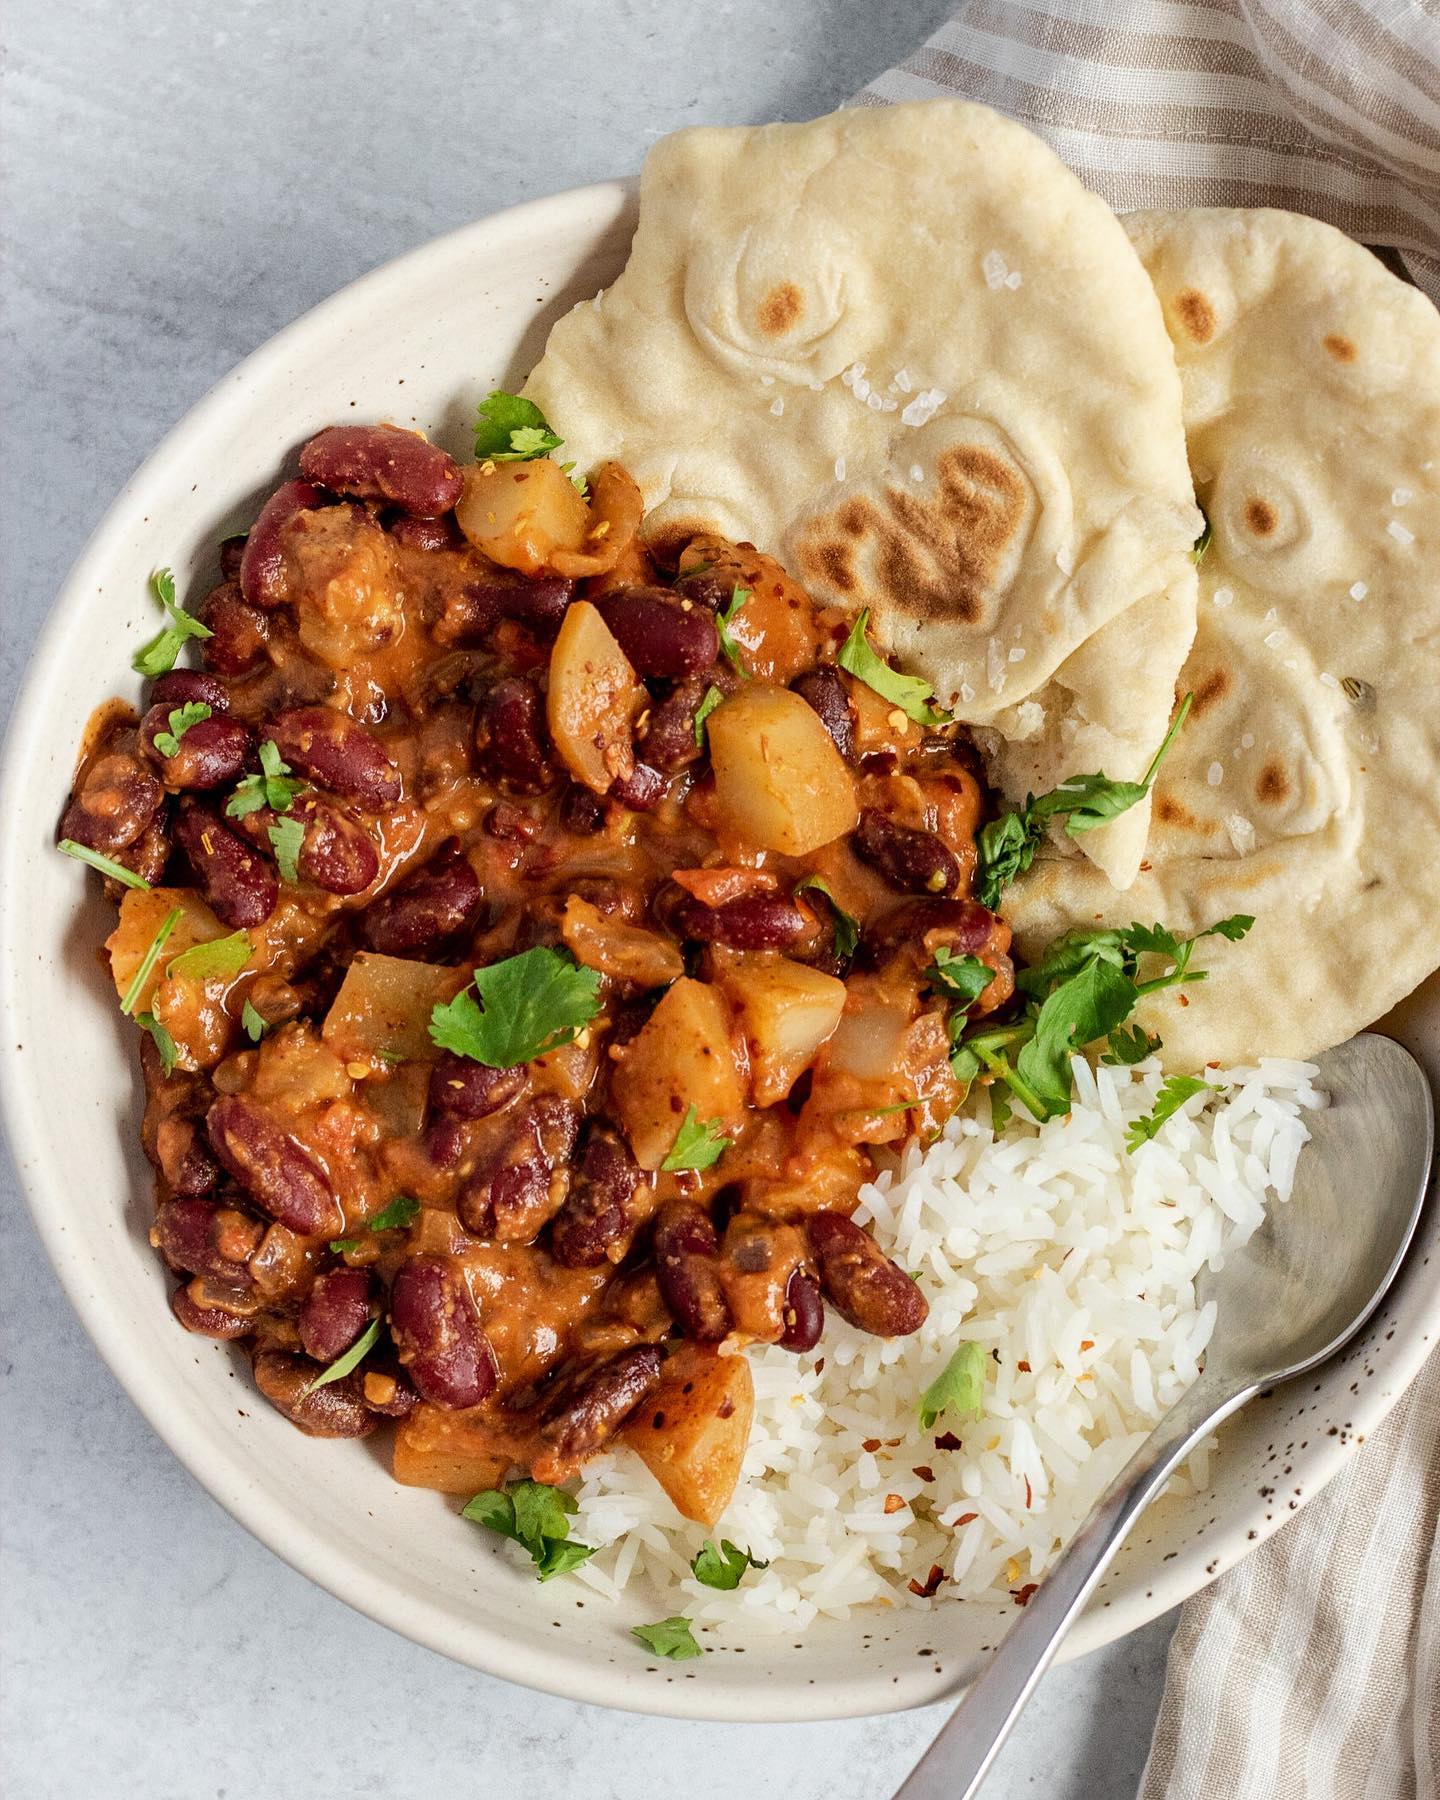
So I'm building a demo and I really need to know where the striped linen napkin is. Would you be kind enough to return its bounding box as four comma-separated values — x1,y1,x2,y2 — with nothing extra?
856,6,1440,1795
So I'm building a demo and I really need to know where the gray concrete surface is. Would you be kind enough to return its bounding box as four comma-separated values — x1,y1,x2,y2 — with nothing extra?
0,3,1179,1795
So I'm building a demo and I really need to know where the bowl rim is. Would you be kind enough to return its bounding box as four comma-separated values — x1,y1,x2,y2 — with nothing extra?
3,176,1437,1723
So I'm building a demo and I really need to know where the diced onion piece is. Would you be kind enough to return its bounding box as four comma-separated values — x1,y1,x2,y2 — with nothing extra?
321,953,455,1064
708,685,858,854
546,600,644,793
611,977,746,1170
717,955,847,1107
455,457,590,575
619,1344,754,1526
562,895,685,989
549,462,644,578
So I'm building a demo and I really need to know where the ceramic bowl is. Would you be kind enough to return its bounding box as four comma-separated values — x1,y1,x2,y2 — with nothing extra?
2,180,1436,1721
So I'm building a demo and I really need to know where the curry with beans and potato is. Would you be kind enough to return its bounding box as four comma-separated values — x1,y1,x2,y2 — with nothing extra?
59,412,1015,1528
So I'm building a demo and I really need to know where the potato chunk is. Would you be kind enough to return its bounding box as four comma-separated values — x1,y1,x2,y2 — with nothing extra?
322,953,454,1064
456,457,590,575
708,685,858,854
716,955,847,1107
619,1344,753,1526
610,978,746,1170
546,600,645,794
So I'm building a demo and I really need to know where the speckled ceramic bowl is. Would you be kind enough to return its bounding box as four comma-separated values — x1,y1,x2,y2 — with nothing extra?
2,181,1436,1721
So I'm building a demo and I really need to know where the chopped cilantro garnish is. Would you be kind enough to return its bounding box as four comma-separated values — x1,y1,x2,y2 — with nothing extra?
131,568,213,677
716,586,751,675
836,608,950,727
690,1540,769,1591
463,1479,595,1582
429,947,601,1070
119,906,182,1017
661,1104,731,1173
693,683,724,748
975,694,1193,909
268,814,306,884
136,1011,179,1075
241,999,270,1043
152,701,212,759
1126,1075,1222,1153
304,1315,382,1394
329,1238,362,1255
367,1195,420,1233
473,391,563,463
926,948,992,1006
1102,1023,1161,1066
632,1616,702,1661
58,838,151,891
226,741,306,819
919,1342,987,1430
167,929,250,982
794,875,860,960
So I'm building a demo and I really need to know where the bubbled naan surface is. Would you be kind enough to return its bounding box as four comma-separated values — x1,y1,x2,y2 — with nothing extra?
523,101,1201,888
1006,208,1440,1069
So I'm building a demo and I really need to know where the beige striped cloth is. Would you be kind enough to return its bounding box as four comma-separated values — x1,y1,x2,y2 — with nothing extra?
857,7,1440,1796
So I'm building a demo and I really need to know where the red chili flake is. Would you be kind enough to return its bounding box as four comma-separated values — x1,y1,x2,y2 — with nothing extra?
883,1494,906,1514
1016,1360,1031,1373
953,1511,978,1527
933,1432,962,1451
908,1564,946,1599
1023,1477,1033,1508
814,1358,825,1374
1011,1583,1039,1607
912,1465,936,1483
1079,1339,1094,1353
862,1438,882,1453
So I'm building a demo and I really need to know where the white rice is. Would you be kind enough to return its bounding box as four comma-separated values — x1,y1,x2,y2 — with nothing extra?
569,1056,1323,1631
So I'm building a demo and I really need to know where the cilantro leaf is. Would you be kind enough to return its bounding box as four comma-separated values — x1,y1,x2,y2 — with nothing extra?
136,1011,179,1075
226,741,306,819
662,1104,731,1173
1103,1023,1160,1066
691,1540,768,1591
975,810,1042,911
1126,1075,1221,1153
429,946,602,1069
167,929,251,982
462,1479,595,1583
794,875,860,959
132,568,213,677
474,391,563,462
836,608,949,727
693,683,724,748
120,906,183,1017
367,1195,420,1233
919,1342,987,1430
1015,955,1140,1118
927,949,992,1006
58,838,152,891
1191,511,1212,564
632,1617,702,1661
329,1238,362,1255
152,701,212,759
716,586,751,675
304,1316,382,1393
241,999,270,1042
268,815,306,884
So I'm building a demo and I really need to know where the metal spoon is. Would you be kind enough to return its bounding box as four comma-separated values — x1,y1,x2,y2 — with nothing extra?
894,1031,1435,1800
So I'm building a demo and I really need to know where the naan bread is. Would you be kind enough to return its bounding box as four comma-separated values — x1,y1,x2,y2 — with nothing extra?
1005,208,1440,1069
523,101,1201,887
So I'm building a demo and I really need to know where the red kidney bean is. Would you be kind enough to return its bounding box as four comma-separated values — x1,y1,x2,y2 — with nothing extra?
779,1268,824,1351
654,1203,732,1343
240,479,326,608
113,819,172,888
267,706,402,808
252,1350,377,1437
791,667,855,760
218,534,247,581
140,702,252,791
436,573,575,646
298,424,462,518
152,1198,262,1285
198,580,271,677
611,762,664,811
559,783,607,835
388,1255,497,1409
534,1345,665,1477
151,669,229,713
385,511,463,552
428,1052,528,1123
550,1126,655,1269
852,808,961,897
639,679,707,773
474,678,555,793
170,1281,254,1339
294,796,379,895
673,892,808,951
206,1096,343,1237
671,567,732,612
457,1095,581,1242
806,1213,928,1337
298,1265,376,1364
357,1351,420,1419
152,1115,222,1196
595,588,719,678
174,798,279,927
61,746,164,854
864,897,1005,970
360,841,482,956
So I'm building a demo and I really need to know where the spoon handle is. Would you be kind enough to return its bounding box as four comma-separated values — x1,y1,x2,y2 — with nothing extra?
893,1371,1255,1800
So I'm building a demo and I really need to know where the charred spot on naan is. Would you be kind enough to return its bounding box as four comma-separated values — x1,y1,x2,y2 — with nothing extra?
1243,497,1279,537
1322,332,1358,364
1153,790,1218,835
757,282,804,335
1255,760,1291,805
1172,287,1217,345
1191,666,1231,716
